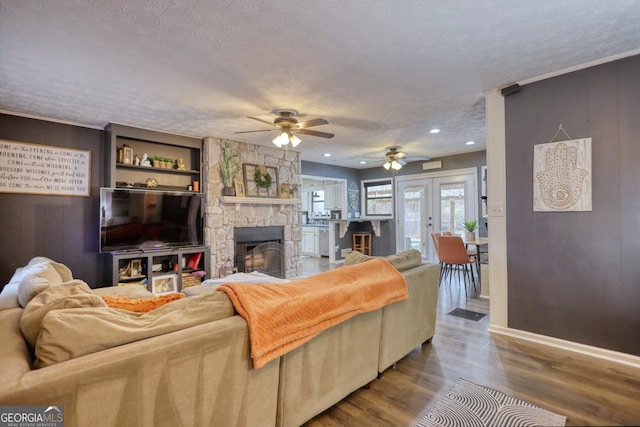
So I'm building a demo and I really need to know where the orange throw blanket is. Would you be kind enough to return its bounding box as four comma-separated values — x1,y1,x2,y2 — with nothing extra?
102,293,185,312
217,258,407,368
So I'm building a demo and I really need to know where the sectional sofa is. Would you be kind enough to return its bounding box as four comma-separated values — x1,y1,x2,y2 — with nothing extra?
0,250,439,427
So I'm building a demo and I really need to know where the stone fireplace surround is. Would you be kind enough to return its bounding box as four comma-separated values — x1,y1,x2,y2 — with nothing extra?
202,137,302,278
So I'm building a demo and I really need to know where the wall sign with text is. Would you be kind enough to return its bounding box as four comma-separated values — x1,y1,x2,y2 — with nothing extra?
0,139,91,196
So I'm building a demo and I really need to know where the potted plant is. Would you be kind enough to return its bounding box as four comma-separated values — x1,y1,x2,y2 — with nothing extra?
220,141,238,196
463,220,477,241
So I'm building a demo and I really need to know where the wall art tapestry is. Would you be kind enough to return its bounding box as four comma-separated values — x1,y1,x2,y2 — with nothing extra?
0,139,91,196
533,138,591,211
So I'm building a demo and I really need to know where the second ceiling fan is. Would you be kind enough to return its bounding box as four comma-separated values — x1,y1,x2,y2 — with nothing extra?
235,109,334,148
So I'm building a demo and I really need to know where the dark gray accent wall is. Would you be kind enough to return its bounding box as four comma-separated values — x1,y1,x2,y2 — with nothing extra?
0,114,106,288
505,54,640,356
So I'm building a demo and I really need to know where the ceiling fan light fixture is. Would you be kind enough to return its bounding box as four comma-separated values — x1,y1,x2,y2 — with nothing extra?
383,161,391,170
391,160,402,170
272,131,288,147
289,133,301,147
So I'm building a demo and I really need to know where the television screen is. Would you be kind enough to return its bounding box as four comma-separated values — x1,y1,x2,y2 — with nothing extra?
100,187,203,253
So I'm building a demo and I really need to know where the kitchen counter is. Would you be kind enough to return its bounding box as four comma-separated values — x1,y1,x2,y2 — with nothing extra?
303,224,329,228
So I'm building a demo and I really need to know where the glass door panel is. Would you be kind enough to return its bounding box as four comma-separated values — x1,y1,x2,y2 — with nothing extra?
397,180,433,259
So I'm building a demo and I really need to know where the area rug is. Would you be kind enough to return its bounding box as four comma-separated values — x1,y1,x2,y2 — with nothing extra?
447,307,486,321
417,378,566,427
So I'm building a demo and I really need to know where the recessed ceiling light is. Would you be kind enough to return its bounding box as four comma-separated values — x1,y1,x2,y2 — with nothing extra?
430,128,440,134
323,153,331,157
359,160,367,164
465,141,475,145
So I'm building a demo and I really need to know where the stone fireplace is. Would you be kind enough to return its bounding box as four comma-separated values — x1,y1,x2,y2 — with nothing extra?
202,137,302,278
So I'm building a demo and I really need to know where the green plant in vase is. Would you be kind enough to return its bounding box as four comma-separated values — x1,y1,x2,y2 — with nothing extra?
220,142,238,196
463,220,477,241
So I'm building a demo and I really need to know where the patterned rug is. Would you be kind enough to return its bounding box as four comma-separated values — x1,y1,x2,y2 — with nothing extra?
417,378,566,427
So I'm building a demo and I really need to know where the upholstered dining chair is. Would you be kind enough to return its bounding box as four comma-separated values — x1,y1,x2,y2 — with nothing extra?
430,232,445,286
437,235,477,296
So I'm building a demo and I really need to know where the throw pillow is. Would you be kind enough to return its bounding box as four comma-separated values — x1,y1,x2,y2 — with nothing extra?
344,250,376,266
102,293,185,312
21,280,107,349
17,260,71,307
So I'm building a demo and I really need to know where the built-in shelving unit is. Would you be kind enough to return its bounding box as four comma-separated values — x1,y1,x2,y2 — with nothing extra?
105,123,203,192
109,246,210,292
103,124,210,288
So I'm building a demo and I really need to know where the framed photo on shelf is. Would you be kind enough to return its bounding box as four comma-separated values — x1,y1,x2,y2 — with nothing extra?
122,146,134,165
152,274,177,295
280,183,291,199
129,259,142,277
234,179,245,197
243,163,279,198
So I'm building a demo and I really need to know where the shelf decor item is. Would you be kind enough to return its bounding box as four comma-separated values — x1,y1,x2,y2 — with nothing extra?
122,145,133,165
152,274,177,295
220,141,238,196
280,184,291,199
243,163,279,198
234,179,245,197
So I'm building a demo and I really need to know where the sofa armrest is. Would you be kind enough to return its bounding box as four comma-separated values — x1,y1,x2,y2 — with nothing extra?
0,308,32,388
1,316,280,427
378,263,440,372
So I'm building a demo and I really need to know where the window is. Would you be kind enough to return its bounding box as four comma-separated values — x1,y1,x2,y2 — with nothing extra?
363,179,393,217
439,182,466,234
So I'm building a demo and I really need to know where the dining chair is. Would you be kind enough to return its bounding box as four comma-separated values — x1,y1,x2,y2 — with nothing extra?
430,232,445,286
437,235,477,296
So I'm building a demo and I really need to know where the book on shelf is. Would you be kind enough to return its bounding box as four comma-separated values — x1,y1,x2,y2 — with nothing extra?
186,252,202,270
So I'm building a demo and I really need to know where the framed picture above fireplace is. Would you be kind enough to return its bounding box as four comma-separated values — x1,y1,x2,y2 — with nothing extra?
243,163,279,198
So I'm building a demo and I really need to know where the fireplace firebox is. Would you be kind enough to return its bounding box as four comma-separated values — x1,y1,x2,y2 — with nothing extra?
234,226,284,278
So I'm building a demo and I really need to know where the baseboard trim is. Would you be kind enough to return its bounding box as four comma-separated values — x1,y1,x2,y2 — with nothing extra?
488,325,640,369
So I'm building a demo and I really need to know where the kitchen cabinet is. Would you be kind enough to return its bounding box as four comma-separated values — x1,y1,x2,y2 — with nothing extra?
323,182,345,209
302,226,319,256
301,191,310,211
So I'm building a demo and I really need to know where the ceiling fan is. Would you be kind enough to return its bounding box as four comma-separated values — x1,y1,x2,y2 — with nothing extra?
234,109,334,148
364,146,430,171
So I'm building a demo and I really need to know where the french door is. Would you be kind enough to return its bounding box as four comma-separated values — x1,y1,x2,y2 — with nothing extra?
396,169,477,263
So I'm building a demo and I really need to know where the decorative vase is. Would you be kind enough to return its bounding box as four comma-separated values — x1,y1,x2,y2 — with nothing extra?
465,231,476,242
222,186,236,196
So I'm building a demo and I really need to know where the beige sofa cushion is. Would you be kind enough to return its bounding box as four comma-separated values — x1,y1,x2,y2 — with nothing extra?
21,280,107,350
34,290,234,368
344,249,422,272
17,258,73,307
92,284,154,299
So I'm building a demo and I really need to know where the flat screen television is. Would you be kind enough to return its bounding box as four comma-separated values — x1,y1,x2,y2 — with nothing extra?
100,187,203,253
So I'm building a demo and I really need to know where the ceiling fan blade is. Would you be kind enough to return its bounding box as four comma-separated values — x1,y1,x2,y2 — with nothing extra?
233,129,276,134
247,116,275,126
296,128,335,138
297,118,329,129
398,159,407,166
395,152,408,159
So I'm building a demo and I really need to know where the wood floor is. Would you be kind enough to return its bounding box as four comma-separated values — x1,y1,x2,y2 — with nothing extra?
300,256,640,426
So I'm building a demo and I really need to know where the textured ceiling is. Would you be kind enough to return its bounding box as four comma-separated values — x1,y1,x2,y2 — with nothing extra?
1,1,639,168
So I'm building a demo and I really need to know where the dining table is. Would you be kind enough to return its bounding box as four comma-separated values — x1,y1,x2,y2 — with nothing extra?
463,236,489,288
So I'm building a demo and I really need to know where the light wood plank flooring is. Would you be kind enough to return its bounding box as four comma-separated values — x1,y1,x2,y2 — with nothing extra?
300,257,640,426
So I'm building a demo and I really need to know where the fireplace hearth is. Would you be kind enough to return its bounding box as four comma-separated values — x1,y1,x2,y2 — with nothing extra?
234,226,284,278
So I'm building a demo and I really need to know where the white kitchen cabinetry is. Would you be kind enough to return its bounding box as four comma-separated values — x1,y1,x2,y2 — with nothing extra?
323,182,345,209
324,183,335,209
301,226,319,256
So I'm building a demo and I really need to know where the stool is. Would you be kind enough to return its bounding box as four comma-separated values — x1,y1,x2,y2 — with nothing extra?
352,232,372,256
